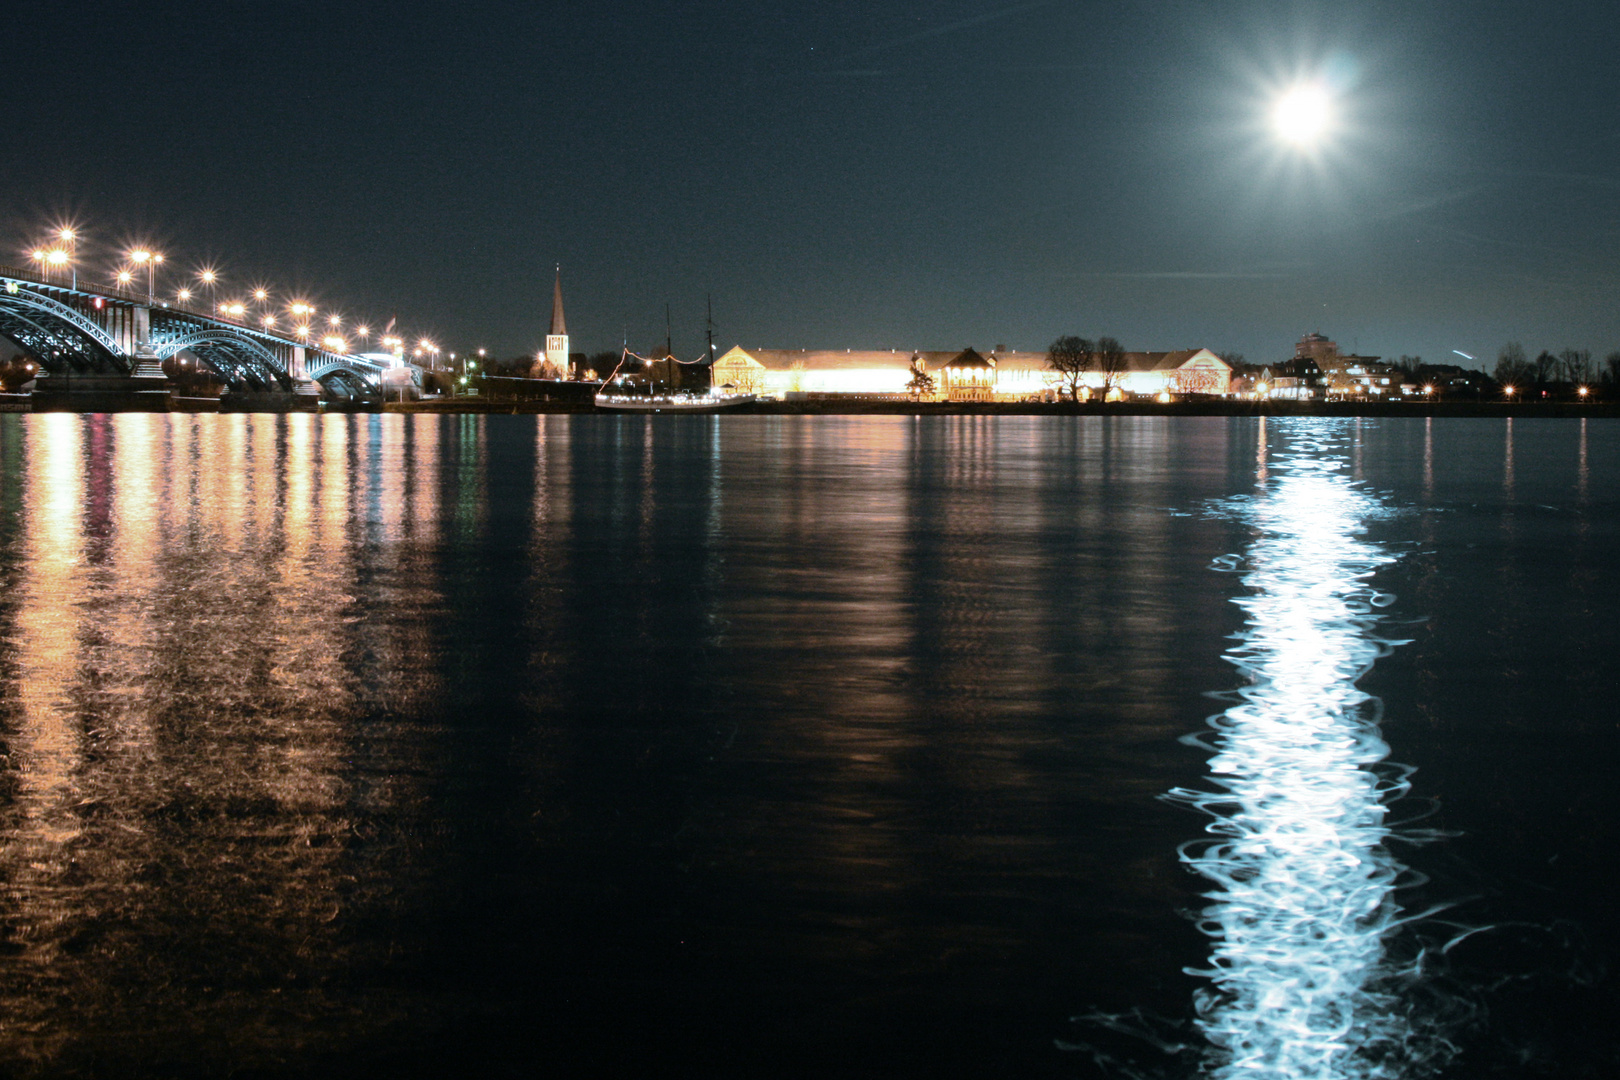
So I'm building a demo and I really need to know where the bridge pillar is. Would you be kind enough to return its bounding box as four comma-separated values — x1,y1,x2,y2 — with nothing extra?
289,345,320,407
129,306,165,379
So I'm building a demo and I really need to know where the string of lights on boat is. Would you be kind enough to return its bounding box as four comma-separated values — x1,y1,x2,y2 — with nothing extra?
16,219,459,365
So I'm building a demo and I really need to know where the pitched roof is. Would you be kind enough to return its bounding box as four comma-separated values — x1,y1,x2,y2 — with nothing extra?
717,346,1230,375
942,347,993,369
719,348,935,372
549,268,566,337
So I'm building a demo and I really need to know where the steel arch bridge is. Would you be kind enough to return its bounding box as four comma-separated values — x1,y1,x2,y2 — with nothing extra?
0,265,425,397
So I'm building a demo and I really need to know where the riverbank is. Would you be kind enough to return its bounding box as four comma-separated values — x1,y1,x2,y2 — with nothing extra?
377,398,1619,418
7,395,1618,417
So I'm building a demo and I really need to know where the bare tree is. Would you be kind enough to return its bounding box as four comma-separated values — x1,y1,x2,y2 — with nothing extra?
1394,354,1422,377
1095,336,1127,395
1533,350,1558,385
1606,351,1620,386
1046,335,1093,402
1559,348,1592,386
1494,342,1531,386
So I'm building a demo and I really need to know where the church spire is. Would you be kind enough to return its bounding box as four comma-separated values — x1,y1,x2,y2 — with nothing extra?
542,264,571,379
549,264,566,337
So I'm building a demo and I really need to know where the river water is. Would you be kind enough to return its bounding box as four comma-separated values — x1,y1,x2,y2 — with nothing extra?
0,413,1613,1078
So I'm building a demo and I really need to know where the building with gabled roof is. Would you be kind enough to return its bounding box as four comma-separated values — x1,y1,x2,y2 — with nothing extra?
710,345,1233,400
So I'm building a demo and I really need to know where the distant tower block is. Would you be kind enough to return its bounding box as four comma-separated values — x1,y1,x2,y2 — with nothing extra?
543,266,569,379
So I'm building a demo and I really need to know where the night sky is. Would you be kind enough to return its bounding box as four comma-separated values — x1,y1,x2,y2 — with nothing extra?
9,1,1620,367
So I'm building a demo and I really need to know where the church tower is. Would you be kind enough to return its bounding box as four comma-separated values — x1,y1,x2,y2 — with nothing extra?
544,266,569,379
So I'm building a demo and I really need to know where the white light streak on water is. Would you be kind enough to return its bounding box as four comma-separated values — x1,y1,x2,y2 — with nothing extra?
1178,424,1418,1080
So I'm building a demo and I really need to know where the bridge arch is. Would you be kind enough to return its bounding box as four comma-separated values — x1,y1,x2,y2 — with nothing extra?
0,285,129,374
154,329,292,391
309,365,378,400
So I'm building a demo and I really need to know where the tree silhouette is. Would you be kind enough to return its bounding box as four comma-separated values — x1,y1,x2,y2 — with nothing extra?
1096,336,1126,395
905,359,936,401
1494,342,1531,386
1046,335,1093,402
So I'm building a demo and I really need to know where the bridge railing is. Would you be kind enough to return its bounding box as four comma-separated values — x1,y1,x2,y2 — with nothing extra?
1,262,149,304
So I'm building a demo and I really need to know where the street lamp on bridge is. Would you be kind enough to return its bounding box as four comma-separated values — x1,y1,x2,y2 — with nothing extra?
128,249,163,303
197,268,220,312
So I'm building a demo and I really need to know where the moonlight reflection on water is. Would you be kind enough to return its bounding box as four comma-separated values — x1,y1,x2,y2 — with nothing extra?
1175,421,1446,1079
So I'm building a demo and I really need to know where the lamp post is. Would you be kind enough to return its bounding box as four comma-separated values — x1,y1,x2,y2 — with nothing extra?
57,229,77,289
129,250,162,303
198,269,219,313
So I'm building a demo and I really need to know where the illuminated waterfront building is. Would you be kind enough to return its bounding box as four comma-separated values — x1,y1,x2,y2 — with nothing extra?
1291,331,1399,400
712,346,1234,400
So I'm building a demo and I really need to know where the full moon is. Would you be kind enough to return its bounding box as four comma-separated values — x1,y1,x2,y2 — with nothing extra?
1271,83,1334,147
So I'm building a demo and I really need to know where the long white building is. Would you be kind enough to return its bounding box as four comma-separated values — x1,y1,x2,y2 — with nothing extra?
713,346,1234,400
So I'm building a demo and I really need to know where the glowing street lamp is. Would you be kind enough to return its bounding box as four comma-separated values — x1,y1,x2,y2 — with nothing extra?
197,268,220,312
128,249,163,303
1503,384,1516,399
177,288,193,304
58,228,78,289
31,248,69,287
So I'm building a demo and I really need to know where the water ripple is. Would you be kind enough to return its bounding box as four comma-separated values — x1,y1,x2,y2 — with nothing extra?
1173,421,1448,1080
